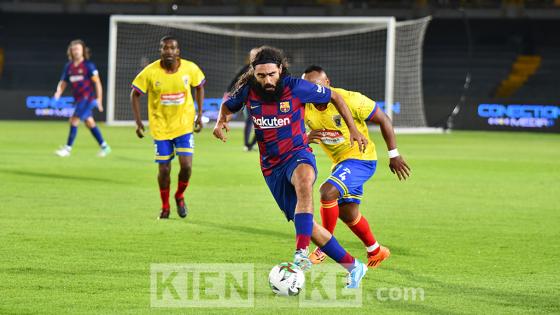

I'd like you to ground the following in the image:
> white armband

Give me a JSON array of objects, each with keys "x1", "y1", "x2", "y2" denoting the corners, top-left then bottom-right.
[{"x1": 388, "y1": 148, "x2": 400, "y2": 158}]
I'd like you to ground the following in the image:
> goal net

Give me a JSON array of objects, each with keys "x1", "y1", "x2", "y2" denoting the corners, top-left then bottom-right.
[{"x1": 107, "y1": 16, "x2": 431, "y2": 129}]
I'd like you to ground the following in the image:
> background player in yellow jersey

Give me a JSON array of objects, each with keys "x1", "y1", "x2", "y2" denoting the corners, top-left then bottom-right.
[
  {"x1": 302, "y1": 65, "x2": 410, "y2": 268},
  {"x1": 130, "y1": 35, "x2": 205, "y2": 219}
]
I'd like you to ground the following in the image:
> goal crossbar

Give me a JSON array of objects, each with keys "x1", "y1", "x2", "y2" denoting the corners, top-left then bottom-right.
[{"x1": 106, "y1": 15, "x2": 397, "y2": 126}]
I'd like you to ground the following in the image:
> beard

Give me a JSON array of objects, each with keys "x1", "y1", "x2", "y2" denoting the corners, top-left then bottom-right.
[
  {"x1": 161, "y1": 56, "x2": 178, "y2": 68},
  {"x1": 249, "y1": 76, "x2": 285, "y2": 102}
]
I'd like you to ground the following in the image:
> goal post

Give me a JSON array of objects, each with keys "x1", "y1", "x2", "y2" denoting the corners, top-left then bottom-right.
[{"x1": 107, "y1": 15, "x2": 432, "y2": 130}]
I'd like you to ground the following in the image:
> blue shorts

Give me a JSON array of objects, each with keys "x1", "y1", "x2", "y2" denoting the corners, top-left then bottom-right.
[
  {"x1": 325, "y1": 159, "x2": 377, "y2": 204},
  {"x1": 154, "y1": 133, "x2": 194, "y2": 163},
  {"x1": 264, "y1": 149, "x2": 317, "y2": 221},
  {"x1": 73, "y1": 99, "x2": 97, "y2": 120}
]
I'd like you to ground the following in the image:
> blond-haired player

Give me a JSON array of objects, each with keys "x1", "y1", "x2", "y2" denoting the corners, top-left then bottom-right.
[{"x1": 54, "y1": 39, "x2": 111, "y2": 157}]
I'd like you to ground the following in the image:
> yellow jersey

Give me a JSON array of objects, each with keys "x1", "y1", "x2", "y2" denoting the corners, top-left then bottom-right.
[
  {"x1": 132, "y1": 59, "x2": 205, "y2": 140},
  {"x1": 305, "y1": 87, "x2": 378, "y2": 166}
]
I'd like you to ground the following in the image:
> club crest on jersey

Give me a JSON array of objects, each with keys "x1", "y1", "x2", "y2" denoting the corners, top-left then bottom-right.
[
  {"x1": 333, "y1": 115, "x2": 342, "y2": 127},
  {"x1": 182, "y1": 75, "x2": 189, "y2": 88},
  {"x1": 279, "y1": 101, "x2": 291, "y2": 113}
]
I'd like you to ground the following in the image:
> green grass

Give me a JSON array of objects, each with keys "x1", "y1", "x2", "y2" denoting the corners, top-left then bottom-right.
[{"x1": 0, "y1": 121, "x2": 559, "y2": 314}]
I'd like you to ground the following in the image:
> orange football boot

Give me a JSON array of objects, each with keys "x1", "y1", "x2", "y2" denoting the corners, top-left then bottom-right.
[
  {"x1": 367, "y1": 246, "x2": 390, "y2": 268},
  {"x1": 309, "y1": 247, "x2": 327, "y2": 265}
]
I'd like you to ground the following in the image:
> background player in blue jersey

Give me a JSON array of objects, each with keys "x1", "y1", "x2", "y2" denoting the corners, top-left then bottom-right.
[
  {"x1": 213, "y1": 46, "x2": 370, "y2": 288},
  {"x1": 54, "y1": 39, "x2": 111, "y2": 157}
]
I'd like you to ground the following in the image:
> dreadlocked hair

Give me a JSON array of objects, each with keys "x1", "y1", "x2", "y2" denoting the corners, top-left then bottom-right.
[{"x1": 230, "y1": 46, "x2": 290, "y2": 96}]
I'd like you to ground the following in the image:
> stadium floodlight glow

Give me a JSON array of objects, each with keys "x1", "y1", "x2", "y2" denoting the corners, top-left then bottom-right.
[{"x1": 107, "y1": 15, "x2": 434, "y2": 132}]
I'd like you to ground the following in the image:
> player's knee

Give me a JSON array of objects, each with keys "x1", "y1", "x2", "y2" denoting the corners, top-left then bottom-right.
[
  {"x1": 179, "y1": 158, "x2": 192, "y2": 172},
  {"x1": 338, "y1": 210, "x2": 354, "y2": 223},
  {"x1": 320, "y1": 182, "x2": 339, "y2": 200},
  {"x1": 70, "y1": 117, "x2": 80, "y2": 126},
  {"x1": 181, "y1": 160, "x2": 192, "y2": 170},
  {"x1": 294, "y1": 178, "x2": 314, "y2": 196},
  {"x1": 292, "y1": 165, "x2": 315, "y2": 189},
  {"x1": 158, "y1": 163, "x2": 171, "y2": 175},
  {"x1": 338, "y1": 204, "x2": 360, "y2": 224},
  {"x1": 179, "y1": 165, "x2": 192, "y2": 177},
  {"x1": 300, "y1": 175, "x2": 314, "y2": 188},
  {"x1": 85, "y1": 119, "x2": 96, "y2": 129}
]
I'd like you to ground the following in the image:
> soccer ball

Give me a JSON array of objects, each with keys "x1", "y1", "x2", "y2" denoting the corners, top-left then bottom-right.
[{"x1": 268, "y1": 262, "x2": 305, "y2": 296}]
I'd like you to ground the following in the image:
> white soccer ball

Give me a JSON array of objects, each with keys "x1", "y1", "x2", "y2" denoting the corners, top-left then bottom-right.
[{"x1": 268, "y1": 262, "x2": 305, "y2": 296}]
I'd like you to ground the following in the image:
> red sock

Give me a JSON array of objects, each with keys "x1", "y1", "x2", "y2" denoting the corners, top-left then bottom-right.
[
  {"x1": 339, "y1": 253, "x2": 356, "y2": 271},
  {"x1": 160, "y1": 188, "x2": 170, "y2": 210},
  {"x1": 320, "y1": 199, "x2": 339, "y2": 234},
  {"x1": 346, "y1": 213, "x2": 379, "y2": 256},
  {"x1": 175, "y1": 181, "x2": 189, "y2": 199}
]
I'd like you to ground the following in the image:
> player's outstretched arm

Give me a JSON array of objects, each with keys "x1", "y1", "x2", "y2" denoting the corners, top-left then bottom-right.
[
  {"x1": 130, "y1": 89, "x2": 145, "y2": 138},
  {"x1": 194, "y1": 85, "x2": 205, "y2": 133},
  {"x1": 370, "y1": 109, "x2": 411, "y2": 180},
  {"x1": 213, "y1": 104, "x2": 233, "y2": 142},
  {"x1": 330, "y1": 90, "x2": 368, "y2": 153}
]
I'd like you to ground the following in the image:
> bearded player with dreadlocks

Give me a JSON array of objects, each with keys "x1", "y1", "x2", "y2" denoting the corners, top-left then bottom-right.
[{"x1": 213, "y1": 46, "x2": 370, "y2": 288}]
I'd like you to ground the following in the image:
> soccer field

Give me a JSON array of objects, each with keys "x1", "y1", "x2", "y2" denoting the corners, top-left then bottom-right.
[{"x1": 1, "y1": 121, "x2": 559, "y2": 314}]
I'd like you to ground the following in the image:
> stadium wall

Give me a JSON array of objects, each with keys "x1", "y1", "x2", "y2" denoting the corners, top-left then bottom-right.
[
  {"x1": 0, "y1": 13, "x2": 108, "y2": 121},
  {"x1": 0, "y1": 12, "x2": 558, "y2": 132}
]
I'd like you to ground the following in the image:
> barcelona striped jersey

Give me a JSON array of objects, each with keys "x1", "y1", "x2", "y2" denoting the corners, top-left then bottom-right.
[
  {"x1": 224, "y1": 76, "x2": 331, "y2": 176},
  {"x1": 60, "y1": 60, "x2": 99, "y2": 103}
]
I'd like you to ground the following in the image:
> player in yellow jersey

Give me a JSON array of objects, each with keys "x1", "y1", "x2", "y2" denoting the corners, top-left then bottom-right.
[
  {"x1": 302, "y1": 65, "x2": 410, "y2": 268},
  {"x1": 131, "y1": 35, "x2": 206, "y2": 219}
]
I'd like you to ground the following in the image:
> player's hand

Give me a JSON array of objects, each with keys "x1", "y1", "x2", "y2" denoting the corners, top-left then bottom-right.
[
  {"x1": 194, "y1": 116, "x2": 203, "y2": 133},
  {"x1": 307, "y1": 130, "x2": 322, "y2": 144},
  {"x1": 213, "y1": 120, "x2": 230, "y2": 142},
  {"x1": 53, "y1": 92, "x2": 61, "y2": 100},
  {"x1": 349, "y1": 128, "x2": 368, "y2": 153},
  {"x1": 135, "y1": 122, "x2": 145, "y2": 139},
  {"x1": 97, "y1": 99, "x2": 104, "y2": 113},
  {"x1": 389, "y1": 156, "x2": 411, "y2": 181}
]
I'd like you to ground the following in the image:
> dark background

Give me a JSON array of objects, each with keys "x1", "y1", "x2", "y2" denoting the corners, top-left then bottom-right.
[{"x1": 1, "y1": 1, "x2": 559, "y2": 132}]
